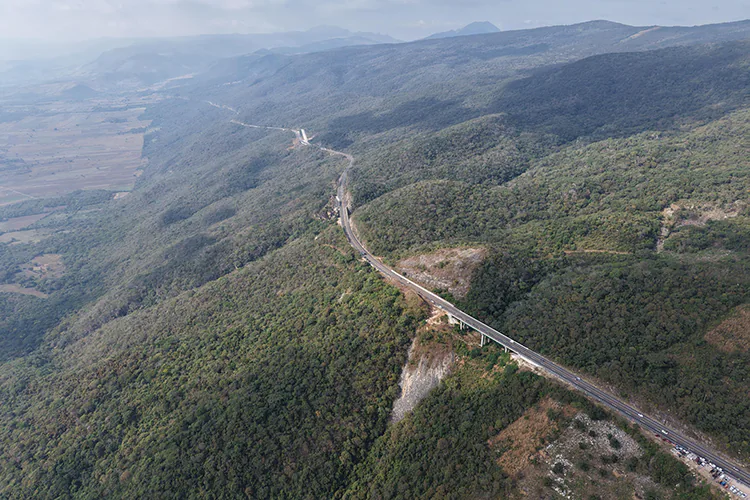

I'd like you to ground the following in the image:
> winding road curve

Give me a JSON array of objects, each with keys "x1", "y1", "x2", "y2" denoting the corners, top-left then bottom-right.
[
  {"x1": 328, "y1": 143, "x2": 750, "y2": 490},
  {"x1": 223, "y1": 108, "x2": 750, "y2": 488}
]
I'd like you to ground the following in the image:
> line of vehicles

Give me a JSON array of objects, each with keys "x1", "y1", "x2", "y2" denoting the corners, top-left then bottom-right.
[{"x1": 669, "y1": 443, "x2": 747, "y2": 497}]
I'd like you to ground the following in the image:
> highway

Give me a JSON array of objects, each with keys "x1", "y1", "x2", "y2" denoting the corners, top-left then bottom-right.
[
  {"x1": 219, "y1": 106, "x2": 750, "y2": 488},
  {"x1": 326, "y1": 144, "x2": 750, "y2": 489}
]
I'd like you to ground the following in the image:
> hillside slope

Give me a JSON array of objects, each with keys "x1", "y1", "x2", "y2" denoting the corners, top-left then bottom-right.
[
  {"x1": 353, "y1": 91, "x2": 750, "y2": 459},
  {"x1": 0, "y1": 230, "x2": 421, "y2": 498},
  {"x1": 189, "y1": 20, "x2": 750, "y2": 149},
  {"x1": 0, "y1": 20, "x2": 748, "y2": 498}
]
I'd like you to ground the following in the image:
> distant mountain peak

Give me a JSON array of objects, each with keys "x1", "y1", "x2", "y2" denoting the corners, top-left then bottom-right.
[
  {"x1": 426, "y1": 21, "x2": 500, "y2": 40},
  {"x1": 462, "y1": 21, "x2": 501, "y2": 34}
]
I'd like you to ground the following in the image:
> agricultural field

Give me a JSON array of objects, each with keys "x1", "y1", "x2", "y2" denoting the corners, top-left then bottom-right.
[
  {"x1": 0, "y1": 229, "x2": 49, "y2": 245},
  {"x1": 0, "y1": 284, "x2": 48, "y2": 299},
  {"x1": 0, "y1": 212, "x2": 50, "y2": 231},
  {"x1": 0, "y1": 97, "x2": 153, "y2": 206}
]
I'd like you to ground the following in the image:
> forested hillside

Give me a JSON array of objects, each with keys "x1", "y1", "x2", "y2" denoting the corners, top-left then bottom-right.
[
  {"x1": 347, "y1": 354, "x2": 717, "y2": 499},
  {"x1": 352, "y1": 63, "x2": 750, "y2": 458},
  {"x1": 0, "y1": 229, "x2": 421, "y2": 497},
  {"x1": 355, "y1": 108, "x2": 750, "y2": 256},
  {"x1": 0, "y1": 18, "x2": 748, "y2": 498},
  {"x1": 0, "y1": 100, "x2": 346, "y2": 362},
  {"x1": 194, "y1": 21, "x2": 750, "y2": 149}
]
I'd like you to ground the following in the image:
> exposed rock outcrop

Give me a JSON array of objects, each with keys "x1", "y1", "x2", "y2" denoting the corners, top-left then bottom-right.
[{"x1": 390, "y1": 341, "x2": 454, "y2": 423}]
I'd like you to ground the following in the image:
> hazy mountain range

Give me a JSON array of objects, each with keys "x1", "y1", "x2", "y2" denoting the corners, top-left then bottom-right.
[
  {"x1": 0, "y1": 26, "x2": 399, "y2": 88},
  {"x1": 1, "y1": 16, "x2": 750, "y2": 499},
  {"x1": 4, "y1": 19, "x2": 750, "y2": 95}
]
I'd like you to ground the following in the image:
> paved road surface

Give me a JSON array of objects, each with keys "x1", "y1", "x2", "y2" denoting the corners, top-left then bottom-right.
[
  {"x1": 219, "y1": 106, "x2": 750, "y2": 488},
  {"x1": 327, "y1": 145, "x2": 750, "y2": 489}
]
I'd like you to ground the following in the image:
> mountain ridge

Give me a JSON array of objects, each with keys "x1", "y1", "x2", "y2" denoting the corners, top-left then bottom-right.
[
  {"x1": 0, "y1": 15, "x2": 749, "y2": 499},
  {"x1": 425, "y1": 21, "x2": 501, "y2": 39}
]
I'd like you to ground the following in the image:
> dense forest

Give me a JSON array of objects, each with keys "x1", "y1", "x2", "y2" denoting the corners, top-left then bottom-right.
[
  {"x1": 0, "y1": 230, "x2": 421, "y2": 498},
  {"x1": 0, "y1": 19, "x2": 749, "y2": 498},
  {"x1": 355, "y1": 109, "x2": 749, "y2": 257},
  {"x1": 352, "y1": 88, "x2": 750, "y2": 459}
]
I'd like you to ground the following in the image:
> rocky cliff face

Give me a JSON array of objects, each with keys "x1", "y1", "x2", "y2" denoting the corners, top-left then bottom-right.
[{"x1": 390, "y1": 341, "x2": 454, "y2": 423}]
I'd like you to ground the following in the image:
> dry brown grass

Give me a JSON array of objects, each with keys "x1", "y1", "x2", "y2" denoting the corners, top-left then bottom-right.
[
  {"x1": 705, "y1": 304, "x2": 750, "y2": 353},
  {"x1": 408, "y1": 310, "x2": 461, "y2": 363},
  {"x1": 488, "y1": 397, "x2": 563, "y2": 476}
]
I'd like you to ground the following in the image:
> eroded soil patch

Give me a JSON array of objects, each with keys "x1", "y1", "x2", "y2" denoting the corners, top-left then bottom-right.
[
  {"x1": 658, "y1": 202, "x2": 744, "y2": 252},
  {"x1": 391, "y1": 309, "x2": 457, "y2": 423}
]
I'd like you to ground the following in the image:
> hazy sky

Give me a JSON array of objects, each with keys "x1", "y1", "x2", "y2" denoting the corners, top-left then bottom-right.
[{"x1": 1, "y1": 0, "x2": 748, "y2": 42}]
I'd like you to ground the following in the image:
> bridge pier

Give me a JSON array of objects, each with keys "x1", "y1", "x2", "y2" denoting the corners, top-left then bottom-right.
[
  {"x1": 479, "y1": 333, "x2": 510, "y2": 353},
  {"x1": 447, "y1": 313, "x2": 466, "y2": 331},
  {"x1": 448, "y1": 313, "x2": 512, "y2": 353}
]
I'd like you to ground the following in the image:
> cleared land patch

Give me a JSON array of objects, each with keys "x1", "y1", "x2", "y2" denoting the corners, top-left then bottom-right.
[
  {"x1": 0, "y1": 284, "x2": 48, "y2": 299},
  {"x1": 499, "y1": 407, "x2": 658, "y2": 499},
  {"x1": 658, "y1": 202, "x2": 744, "y2": 252},
  {"x1": 0, "y1": 230, "x2": 49, "y2": 245},
  {"x1": 21, "y1": 253, "x2": 65, "y2": 280},
  {"x1": 0, "y1": 212, "x2": 50, "y2": 232},
  {"x1": 397, "y1": 247, "x2": 486, "y2": 298},
  {"x1": 675, "y1": 203, "x2": 742, "y2": 228}
]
